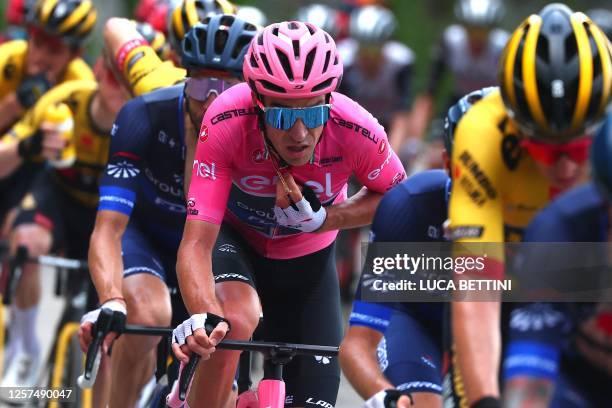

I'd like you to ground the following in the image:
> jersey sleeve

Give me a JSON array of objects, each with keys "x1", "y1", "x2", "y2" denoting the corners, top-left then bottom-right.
[
  {"x1": 62, "y1": 57, "x2": 95, "y2": 82},
  {"x1": 98, "y1": 97, "x2": 151, "y2": 216},
  {"x1": 119, "y1": 43, "x2": 186, "y2": 96},
  {"x1": 347, "y1": 110, "x2": 406, "y2": 193},
  {"x1": 448, "y1": 109, "x2": 504, "y2": 244},
  {"x1": 185, "y1": 99, "x2": 234, "y2": 224},
  {"x1": 0, "y1": 40, "x2": 26, "y2": 97}
]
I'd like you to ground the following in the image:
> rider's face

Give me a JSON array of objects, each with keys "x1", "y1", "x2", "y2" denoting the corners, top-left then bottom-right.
[
  {"x1": 261, "y1": 94, "x2": 327, "y2": 167},
  {"x1": 26, "y1": 29, "x2": 76, "y2": 82},
  {"x1": 534, "y1": 154, "x2": 589, "y2": 192}
]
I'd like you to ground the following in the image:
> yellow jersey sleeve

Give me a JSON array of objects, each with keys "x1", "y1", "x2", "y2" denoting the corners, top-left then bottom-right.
[
  {"x1": 0, "y1": 40, "x2": 27, "y2": 98},
  {"x1": 61, "y1": 57, "x2": 95, "y2": 82},
  {"x1": 448, "y1": 91, "x2": 506, "y2": 244},
  {"x1": 121, "y1": 44, "x2": 185, "y2": 97},
  {"x1": 1, "y1": 80, "x2": 98, "y2": 143}
]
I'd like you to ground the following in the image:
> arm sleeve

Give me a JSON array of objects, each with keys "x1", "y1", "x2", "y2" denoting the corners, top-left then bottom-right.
[
  {"x1": 121, "y1": 45, "x2": 186, "y2": 96},
  {"x1": 426, "y1": 38, "x2": 448, "y2": 96},
  {"x1": 349, "y1": 114, "x2": 406, "y2": 193},
  {"x1": 185, "y1": 102, "x2": 234, "y2": 225},
  {"x1": 97, "y1": 97, "x2": 151, "y2": 216},
  {"x1": 393, "y1": 63, "x2": 414, "y2": 112}
]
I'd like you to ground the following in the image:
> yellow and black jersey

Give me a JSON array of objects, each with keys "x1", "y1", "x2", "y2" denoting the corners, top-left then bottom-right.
[
  {"x1": 120, "y1": 42, "x2": 185, "y2": 96},
  {"x1": 448, "y1": 89, "x2": 554, "y2": 245},
  {"x1": 0, "y1": 40, "x2": 94, "y2": 98},
  {"x1": 2, "y1": 80, "x2": 108, "y2": 208}
]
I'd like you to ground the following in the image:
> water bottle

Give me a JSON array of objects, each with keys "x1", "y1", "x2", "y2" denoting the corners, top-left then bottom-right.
[{"x1": 43, "y1": 102, "x2": 76, "y2": 168}]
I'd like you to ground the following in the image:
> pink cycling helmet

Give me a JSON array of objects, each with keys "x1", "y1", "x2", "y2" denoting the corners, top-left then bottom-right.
[{"x1": 243, "y1": 21, "x2": 343, "y2": 99}]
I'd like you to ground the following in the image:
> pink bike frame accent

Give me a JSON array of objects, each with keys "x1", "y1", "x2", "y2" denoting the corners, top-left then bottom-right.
[{"x1": 167, "y1": 362, "x2": 287, "y2": 408}]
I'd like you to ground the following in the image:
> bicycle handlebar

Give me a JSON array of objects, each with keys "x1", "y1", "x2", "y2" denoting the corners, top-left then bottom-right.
[{"x1": 79, "y1": 322, "x2": 339, "y2": 401}]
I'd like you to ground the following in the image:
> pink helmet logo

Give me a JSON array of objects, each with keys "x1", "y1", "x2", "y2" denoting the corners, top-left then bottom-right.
[{"x1": 294, "y1": 85, "x2": 305, "y2": 89}]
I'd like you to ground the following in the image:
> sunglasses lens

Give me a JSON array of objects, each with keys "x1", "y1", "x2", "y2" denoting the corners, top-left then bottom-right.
[
  {"x1": 264, "y1": 105, "x2": 330, "y2": 131},
  {"x1": 522, "y1": 138, "x2": 592, "y2": 165}
]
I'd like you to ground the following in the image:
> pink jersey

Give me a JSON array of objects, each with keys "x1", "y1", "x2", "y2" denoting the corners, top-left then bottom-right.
[{"x1": 187, "y1": 83, "x2": 405, "y2": 259}]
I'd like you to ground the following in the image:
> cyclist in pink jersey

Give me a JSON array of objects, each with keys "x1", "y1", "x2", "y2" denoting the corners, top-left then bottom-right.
[{"x1": 172, "y1": 21, "x2": 405, "y2": 407}]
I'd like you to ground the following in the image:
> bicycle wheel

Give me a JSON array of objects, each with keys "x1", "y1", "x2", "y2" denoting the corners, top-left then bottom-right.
[{"x1": 47, "y1": 323, "x2": 87, "y2": 408}]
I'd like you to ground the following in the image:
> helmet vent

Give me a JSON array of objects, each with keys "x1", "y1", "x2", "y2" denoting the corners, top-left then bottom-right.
[
  {"x1": 312, "y1": 78, "x2": 333, "y2": 93},
  {"x1": 260, "y1": 53, "x2": 273, "y2": 75},
  {"x1": 536, "y1": 35, "x2": 549, "y2": 64},
  {"x1": 304, "y1": 48, "x2": 316, "y2": 80},
  {"x1": 257, "y1": 32, "x2": 264, "y2": 45},
  {"x1": 249, "y1": 53, "x2": 259, "y2": 68},
  {"x1": 233, "y1": 35, "x2": 253, "y2": 59},
  {"x1": 564, "y1": 33, "x2": 578, "y2": 63},
  {"x1": 324, "y1": 34, "x2": 331, "y2": 44},
  {"x1": 197, "y1": 28, "x2": 208, "y2": 54},
  {"x1": 305, "y1": 23, "x2": 316, "y2": 35},
  {"x1": 214, "y1": 28, "x2": 228, "y2": 54},
  {"x1": 272, "y1": 26, "x2": 279, "y2": 37},
  {"x1": 220, "y1": 15, "x2": 234, "y2": 26},
  {"x1": 288, "y1": 21, "x2": 299, "y2": 30},
  {"x1": 261, "y1": 80, "x2": 286, "y2": 93},
  {"x1": 322, "y1": 50, "x2": 331, "y2": 73},
  {"x1": 292, "y1": 40, "x2": 300, "y2": 58},
  {"x1": 276, "y1": 49, "x2": 293, "y2": 80}
]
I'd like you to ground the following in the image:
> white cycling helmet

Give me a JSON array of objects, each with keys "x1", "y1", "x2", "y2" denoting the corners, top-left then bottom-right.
[
  {"x1": 296, "y1": 3, "x2": 340, "y2": 38},
  {"x1": 349, "y1": 5, "x2": 397, "y2": 44},
  {"x1": 236, "y1": 5, "x2": 267, "y2": 27},
  {"x1": 454, "y1": 0, "x2": 505, "y2": 27}
]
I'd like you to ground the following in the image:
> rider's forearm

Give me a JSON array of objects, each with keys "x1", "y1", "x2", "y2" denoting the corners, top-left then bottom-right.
[
  {"x1": 340, "y1": 327, "x2": 392, "y2": 399},
  {"x1": 176, "y1": 238, "x2": 222, "y2": 315},
  {"x1": 318, "y1": 187, "x2": 383, "y2": 233},
  {"x1": 503, "y1": 378, "x2": 554, "y2": 408},
  {"x1": 103, "y1": 17, "x2": 143, "y2": 58},
  {"x1": 0, "y1": 93, "x2": 24, "y2": 132},
  {"x1": 88, "y1": 217, "x2": 126, "y2": 304},
  {"x1": 0, "y1": 140, "x2": 22, "y2": 178},
  {"x1": 452, "y1": 301, "x2": 501, "y2": 403},
  {"x1": 388, "y1": 111, "x2": 412, "y2": 153}
]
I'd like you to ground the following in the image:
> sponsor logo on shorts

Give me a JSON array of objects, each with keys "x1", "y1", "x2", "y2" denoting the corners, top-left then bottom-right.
[
  {"x1": 218, "y1": 244, "x2": 237, "y2": 253},
  {"x1": 314, "y1": 355, "x2": 331, "y2": 365},
  {"x1": 305, "y1": 398, "x2": 333, "y2": 408},
  {"x1": 107, "y1": 161, "x2": 140, "y2": 179},
  {"x1": 214, "y1": 273, "x2": 249, "y2": 282}
]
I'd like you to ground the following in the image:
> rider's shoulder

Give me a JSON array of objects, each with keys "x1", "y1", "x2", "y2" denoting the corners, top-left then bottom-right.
[
  {"x1": 140, "y1": 83, "x2": 185, "y2": 104},
  {"x1": 329, "y1": 92, "x2": 383, "y2": 133},
  {"x1": 541, "y1": 183, "x2": 605, "y2": 220}
]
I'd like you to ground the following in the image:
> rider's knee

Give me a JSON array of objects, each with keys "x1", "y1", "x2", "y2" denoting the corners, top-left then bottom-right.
[
  {"x1": 11, "y1": 223, "x2": 52, "y2": 258},
  {"x1": 221, "y1": 301, "x2": 260, "y2": 341},
  {"x1": 124, "y1": 279, "x2": 172, "y2": 327}
]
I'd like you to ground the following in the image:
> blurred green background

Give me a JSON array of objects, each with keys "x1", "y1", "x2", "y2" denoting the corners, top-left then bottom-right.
[{"x1": 1, "y1": 0, "x2": 609, "y2": 116}]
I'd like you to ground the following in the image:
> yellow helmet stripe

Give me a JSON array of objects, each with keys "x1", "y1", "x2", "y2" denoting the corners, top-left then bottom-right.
[
  {"x1": 76, "y1": 7, "x2": 97, "y2": 35},
  {"x1": 589, "y1": 23, "x2": 612, "y2": 116},
  {"x1": 185, "y1": 0, "x2": 199, "y2": 28},
  {"x1": 501, "y1": 19, "x2": 526, "y2": 112},
  {"x1": 569, "y1": 13, "x2": 594, "y2": 133},
  {"x1": 522, "y1": 15, "x2": 549, "y2": 134},
  {"x1": 58, "y1": 0, "x2": 92, "y2": 33},
  {"x1": 217, "y1": 0, "x2": 237, "y2": 14},
  {"x1": 172, "y1": 5, "x2": 186, "y2": 39},
  {"x1": 40, "y1": 0, "x2": 59, "y2": 24}
]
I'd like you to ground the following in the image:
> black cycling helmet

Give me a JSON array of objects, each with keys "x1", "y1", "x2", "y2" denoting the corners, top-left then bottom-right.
[
  {"x1": 455, "y1": 0, "x2": 505, "y2": 27},
  {"x1": 181, "y1": 14, "x2": 258, "y2": 79},
  {"x1": 31, "y1": 0, "x2": 97, "y2": 47},
  {"x1": 587, "y1": 8, "x2": 612, "y2": 40},
  {"x1": 591, "y1": 114, "x2": 612, "y2": 199},
  {"x1": 444, "y1": 87, "x2": 497, "y2": 157},
  {"x1": 500, "y1": 3, "x2": 612, "y2": 143}
]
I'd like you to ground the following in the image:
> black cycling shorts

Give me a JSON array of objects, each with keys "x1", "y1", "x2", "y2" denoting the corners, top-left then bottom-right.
[
  {"x1": 212, "y1": 223, "x2": 343, "y2": 408},
  {"x1": 12, "y1": 170, "x2": 96, "y2": 259}
]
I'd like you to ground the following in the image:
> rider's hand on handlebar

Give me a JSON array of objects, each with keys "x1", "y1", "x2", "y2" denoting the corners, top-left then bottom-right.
[
  {"x1": 78, "y1": 299, "x2": 127, "y2": 354},
  {"x1": 364, "y1": 389, "x2": 413, "y2": 408},
  {"x1": 171, "y1": 313, "x2": 231, "y2": 363}
]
